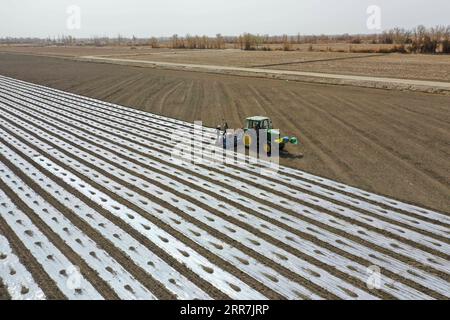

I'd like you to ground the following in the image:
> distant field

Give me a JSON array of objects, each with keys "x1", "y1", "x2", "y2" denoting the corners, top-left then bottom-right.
[
  {"x1": 0, "y1": 43, "x2": 401, "y2": 56},
  {"x1": 109, "y1": 50, "x2": 377, "y2": 67},
  {"x1": 260, "y1": 43, "x2": 402, "y2": 53},
  {"x1": 0, "y1": 45, "x2": 172, "y2": 57},
  {"x1": 1, "y1": 45, "x2": 450, "y2": 82},
  {"x1": 108, "y1": 50, "x2": 450, "y2": 82},
  {"x1": 263, "y1": 53, "x2": 450, "y2": 82}
]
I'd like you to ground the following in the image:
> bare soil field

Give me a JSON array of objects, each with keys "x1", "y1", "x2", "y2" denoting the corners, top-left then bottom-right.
[
  {"x1": 0, "y1": 43, "x2": 398, "y2": 57},
  {"x1": 0, "y1": 53, "x2": 449, "y2": 215},
  {"x1": 264, "y1": 53, "x2": 450, "y2": 82},
  {"x1": 100, "y1": 49, "x2": 450, "y2": 82},
  {"x1": 2, "y1": 45, "x2": 450, "y2": 83},
  {"x1": 107, "y1": 50, "x2": 378, "y2": 68},
  {"x1": 0, "y1": 45, "x2": 172, "y2": 57},
  {"x1": 291, "y1": 43, "x2": 402, "y2": 52}
]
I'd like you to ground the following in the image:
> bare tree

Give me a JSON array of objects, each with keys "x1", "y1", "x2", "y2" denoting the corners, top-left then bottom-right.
[
  {"x1": 171, "y1": 34, "x2": 185, "y2": 48},
  {"x1": 242, "y1": 33, "x2": 256, "y2": 50},
  {"x1": 282, "y1": 34, "x2": 292, "y2": 51},
  {"x1": 215, "y1": 34, "x2": 225, "y2": 49},
  {"x1": 149, "y1": 37, "x2": 159, "y2": 48}
]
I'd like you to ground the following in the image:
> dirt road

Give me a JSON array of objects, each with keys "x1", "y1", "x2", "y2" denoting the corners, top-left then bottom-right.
[
  {"x1": 0, "y1": 53, "x2": 448, "y2": 214},
  {"x1": 80, "y1": 55, "x2": 450, "y2": 93}
]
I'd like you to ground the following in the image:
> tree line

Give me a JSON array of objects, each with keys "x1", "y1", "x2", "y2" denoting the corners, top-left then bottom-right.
[
  {"x1": 1, "y1": 25, "x2": 449, "y2": 54},
  {"x1": 377, "y1": 25, "x2": 450, "y2": 53}
]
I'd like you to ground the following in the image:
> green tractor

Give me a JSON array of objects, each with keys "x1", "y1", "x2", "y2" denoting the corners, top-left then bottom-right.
[{"x1": 243, "y1": 116, "x2": 298, "y2": 154}]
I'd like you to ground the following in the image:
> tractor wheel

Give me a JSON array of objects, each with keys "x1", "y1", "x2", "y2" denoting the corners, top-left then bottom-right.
[
  {"x1": 263, "y1": 143, "x2": 271, "y2": 155},
  {"x1": 243, "y1": 134, "x2": 252, "y2": 148}
]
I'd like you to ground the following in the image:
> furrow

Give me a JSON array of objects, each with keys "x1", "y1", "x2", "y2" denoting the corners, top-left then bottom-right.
[
  {"x1": 1, "y1": 75, "x2": 448, "y2": 300},
  {"x1": 1, "y1": 81, "x2": 447, "y2": 238},
  {"x1": 0, "y1": 145, "x2": 210, "y2": 300},
  {"x1": 4, "y1": 75, "x2": 447, "y2": 224},
  {"x1": 0, "y1": 234, "x2": 45, "y2": 300},
  {"x1": 0, "y1": 189, "x2": 102, "y2": 299},
  {"x1": 0, "y1": 132, "x2": 271, "y2": 300},
  {"x1": 0, "y1": 90, "x2": 448, "y2": 259},
  {"x1": 3, "y1": 75, "x2": 445, "y2": 221},
  {"x1": 0, "y1": 162, "x2": 157, "y2": 300},
  {"x1": 0, "y1": 112, "x2": 376, "y2": 299},
  {"x1": 1, "y1": 98, "x2": 447, "y2": 298}
]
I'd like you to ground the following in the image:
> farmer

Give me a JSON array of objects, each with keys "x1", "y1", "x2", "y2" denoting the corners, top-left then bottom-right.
[{"x1": 222, "y1": 119, "x2": 229, "y2": 132}]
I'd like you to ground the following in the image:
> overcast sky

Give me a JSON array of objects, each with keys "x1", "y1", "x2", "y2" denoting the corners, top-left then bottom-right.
[{"x1": 1, "y1": 0, "x2": 449, "y2": 38}]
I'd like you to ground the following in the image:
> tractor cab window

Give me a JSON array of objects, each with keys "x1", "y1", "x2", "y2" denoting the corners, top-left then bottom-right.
[
  {"x1": 247, "y1": 120, "x2": 258, "y2": 129},
  {"x1": 246, "y1": 118, "x2": 271, "y2": 130}
]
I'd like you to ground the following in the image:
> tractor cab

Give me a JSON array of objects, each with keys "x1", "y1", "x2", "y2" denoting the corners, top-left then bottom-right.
[
  {"x1": 245, "y1": 116, "x2": 273, "y2": 131},
  {"x1": 243, "y1": 116, "x2": 298, "y2": 154}
]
